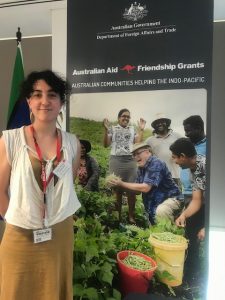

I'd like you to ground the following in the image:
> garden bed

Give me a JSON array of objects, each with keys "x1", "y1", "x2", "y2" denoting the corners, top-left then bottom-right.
[{"x1": 71, "y1": 118, "x2": 206, "y2": 300}]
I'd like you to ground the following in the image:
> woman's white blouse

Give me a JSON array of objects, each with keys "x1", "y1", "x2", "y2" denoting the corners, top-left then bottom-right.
[
  {"x1": 3, "y1": 126, "x2": 81, "y2": 229},
  {"x1": 108, "y1": 124, "x2": 137, "y2": 156}
]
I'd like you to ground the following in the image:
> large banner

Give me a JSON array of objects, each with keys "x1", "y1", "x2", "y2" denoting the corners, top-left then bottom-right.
[
  {"x1": 67, "y1": 0, "x2": 212, "y2": 93},
  {"x1": 68, "y1": 0, "x2": 213, "y2": 298}
]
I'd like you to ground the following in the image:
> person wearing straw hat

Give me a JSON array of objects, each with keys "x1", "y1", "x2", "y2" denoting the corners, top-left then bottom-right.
[
  {"x1": 108, "y1": 141, "x2": 183, "y2": 225},
  {"x1": 77, "y1": 139, "x2": 100, "y2": 191},
  {"x1": 145, "y1": 113, "x2": 182, "y2": 188}
]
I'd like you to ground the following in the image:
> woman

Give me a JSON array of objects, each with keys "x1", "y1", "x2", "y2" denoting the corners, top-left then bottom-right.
[
  {"x1": 103, "y1": 109, "x2": 146, "y2": 224},
  {"x1": 0, "y1": 70, "x2": 81, "y2": 300},
  {"x1": 77, "y1": 139, "x2": 100, "y2": 191}
]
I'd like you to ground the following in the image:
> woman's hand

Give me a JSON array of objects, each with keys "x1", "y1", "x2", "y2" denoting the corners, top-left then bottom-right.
[
  {"x1": 137, "y1": 118, "x2": 146, "y2": 131},
  {"x1": 135, "y1": 118, "x2": 146, "y2": 142},
  {"x1": 197, "y1": 228, "x2": 205, "y2": 241},
  {"x1": 103, "y1": 118, "x2": 110, "y2": 130},
  {"x1": 175, "y1": 212, "x2": 186, "y2": 227},
  {"x1": 103, "y1": 119, "x2": 112, "y2": 147}
]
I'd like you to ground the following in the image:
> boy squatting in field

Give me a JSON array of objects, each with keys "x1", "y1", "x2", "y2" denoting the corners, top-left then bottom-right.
[{"x1": 170, "y1": 138, "x2": 206, "y2": 240}]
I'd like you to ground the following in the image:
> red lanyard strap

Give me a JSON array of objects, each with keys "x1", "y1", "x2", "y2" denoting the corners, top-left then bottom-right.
[{"x1": 30, "y1": 125, "x2": 61, "y2": 195}]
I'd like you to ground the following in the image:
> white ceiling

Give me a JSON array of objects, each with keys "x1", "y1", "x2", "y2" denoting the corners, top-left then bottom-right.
[
  {"x1": 214, "y1": 0, "x2": 225, "y2": 21},
  {"x1": 0, "y1": 0, "x2": 224, "y2": 40},
  {"x1": 0, "y1": 0, "x2": 66, "y2": 40}
]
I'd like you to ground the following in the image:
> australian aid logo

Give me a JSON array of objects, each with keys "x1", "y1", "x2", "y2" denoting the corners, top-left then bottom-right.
[
  {"x1": 72, "y1": 65, "x2": 136, "y2": 76},
  {"x1": 72, "y1": 62, "x2": 205, "y2": 78}
]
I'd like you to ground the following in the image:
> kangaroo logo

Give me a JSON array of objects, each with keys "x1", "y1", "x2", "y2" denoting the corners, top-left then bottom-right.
[
  {"x1": 120, "y1": 64, "x2": 136, "y2": 74},
  {"x1": 123, "y1": 2, "x2": 148, "y2": 21}
]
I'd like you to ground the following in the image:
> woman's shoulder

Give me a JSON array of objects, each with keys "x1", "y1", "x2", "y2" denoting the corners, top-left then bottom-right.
[
  {"x1": 61, "y1": 129, "x2": 77, "y2": 141},
  {"x1": 2, "y1": 126, "x2": 22, "y2": 136},
  {"x1": 2, "y1": 126, "x2": 24, "y2": 145},
  {"x1": 61, "y1": 130, "x2": 79, "y2": 155},
  {"x1": 1, "y1": 126, "x2": 25, "y2": 163}
]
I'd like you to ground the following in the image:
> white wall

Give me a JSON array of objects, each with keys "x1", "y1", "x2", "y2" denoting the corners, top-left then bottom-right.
[{"x1": 52, "y1": 7, "x2": 67, "y2": 130}]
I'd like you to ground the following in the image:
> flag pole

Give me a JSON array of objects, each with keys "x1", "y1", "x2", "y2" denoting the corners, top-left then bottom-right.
[
  {"x1": 6, "y1": 27, "x2": 28, "y2": 129},
  {"x1": 16, "y1": 27, "x2": 22, "y2": 45}
]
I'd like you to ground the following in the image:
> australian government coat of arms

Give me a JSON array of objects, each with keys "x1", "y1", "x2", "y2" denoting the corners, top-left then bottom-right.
[{"x1": 123, "y1": 2, "x2": 148, "y2": 21}]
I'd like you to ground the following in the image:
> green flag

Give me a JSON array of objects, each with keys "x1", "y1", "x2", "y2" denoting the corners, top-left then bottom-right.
[{"x1": 7, "y1": 43, "x2": 24, "y2": 122}]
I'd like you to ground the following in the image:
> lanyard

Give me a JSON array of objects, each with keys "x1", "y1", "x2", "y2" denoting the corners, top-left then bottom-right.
[{"x1": 30, "y1": 126, "x2": 61, "y2": 226}]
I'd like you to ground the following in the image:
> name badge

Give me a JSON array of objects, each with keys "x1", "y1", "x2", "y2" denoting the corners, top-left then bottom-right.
[
  {"x1": 33, "y1": 228, "x2": 52, "y2": 243},
  {"x1": 53, "y1": 160, "x2": 70, "y2": 179}
]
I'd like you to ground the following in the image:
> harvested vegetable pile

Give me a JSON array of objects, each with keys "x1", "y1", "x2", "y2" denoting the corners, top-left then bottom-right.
[
  {"x1": 151, "y1": 232, "x2": 183, "y2": 243},
  {"x1": 123, "y1": 254, "x2": 154, "y2": 271},
  {"x1": 105, "y1": 173, "x2": 121, "y2": 187}
]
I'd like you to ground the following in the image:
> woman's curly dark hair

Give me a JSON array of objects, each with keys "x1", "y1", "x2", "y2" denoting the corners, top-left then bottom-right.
[{"x1": 19, "y1": 70, "x2": 71, "y2": 104}]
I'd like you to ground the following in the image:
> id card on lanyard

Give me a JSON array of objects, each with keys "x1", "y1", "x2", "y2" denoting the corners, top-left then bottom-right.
[{"x1": 30, "y1": 126, "x2": 61, "y2": 243}]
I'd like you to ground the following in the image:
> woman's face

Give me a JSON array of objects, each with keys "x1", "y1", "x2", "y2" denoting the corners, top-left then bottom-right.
[
  {"x1": 27, "y1": 80, "x2": 62, "y2": 123},
  {"x1": 118, "y1": 111, "x2": 130, "y2": 128},
  {"x1": 80, "y1": 144, "x2": 87, "y2": 158}
]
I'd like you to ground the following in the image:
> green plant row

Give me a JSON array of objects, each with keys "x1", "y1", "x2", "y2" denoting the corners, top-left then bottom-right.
[
  {"x1": 70, "y1": 117, "x2": 203, "y2": 300},
  {"x1": 73, "y1": 188, "x2": 187, "y2": 300}
]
